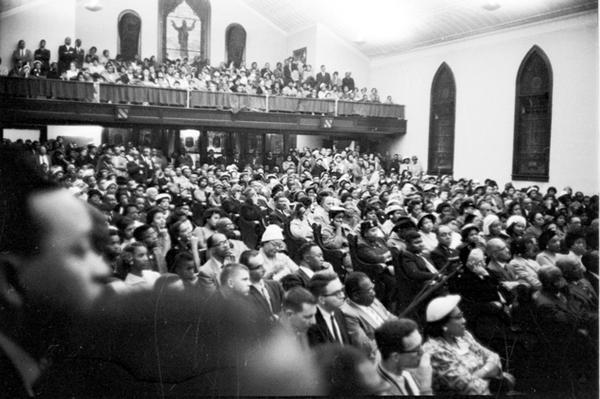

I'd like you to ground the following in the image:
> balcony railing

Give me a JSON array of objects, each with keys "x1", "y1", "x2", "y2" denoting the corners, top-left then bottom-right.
[{"x1": 0, "y1": 77, "x2": 405, "y2": 119}]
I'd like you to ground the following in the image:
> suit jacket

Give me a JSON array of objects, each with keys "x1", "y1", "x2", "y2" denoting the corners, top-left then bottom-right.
[
  {"x1": 340, "y1": 299, "x2": 396, "y2": 359},
  {"x1": 429, "y1": 244, "x2": 458, "y2": 271},
  {"x1": 12, "y1": 49, "x2": 32, "y2": 66},
  {"x1": 316, "y1": 72, "x2": 331, "y2": 87},
  {"x1": 307, "y1": 308, "x2": 350, "y2": 347},
  {"x1": 486, "y1": 260, "x2": 517, "y2": 283},
  {"x1": 58, "y1": 45, "x2": 75, "y2": 72},
  {"x1": 395, "y1": 250, "x2": 438, "y2": 308},
  {"x1": 280, "y1": 267, "x2": 312, "y2": 291},
  {"x1": 248, "y1": 280, "x2": 285, "y2": 325}
]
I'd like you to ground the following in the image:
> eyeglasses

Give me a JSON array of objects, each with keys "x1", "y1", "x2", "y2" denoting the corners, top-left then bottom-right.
[
  {"x1": 323, "y1": 289, "x2": 345, "y2": 298},
  {"x1": 449, "y1": 312, "x2": 464, "y2": 320},
  {"x1": 400, "y1": 345, "x2": 423, "y2": 355}
]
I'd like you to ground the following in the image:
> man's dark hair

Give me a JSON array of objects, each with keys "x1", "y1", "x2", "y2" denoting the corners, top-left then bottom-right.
[
  {"x1": 297, "y1": 242, "x2": 318, "y2": 262},
  {"x1": 133, "y1": 224, "x2": 153, "y2": 242},
  {"x1": 219, "y1": 263, "x2": 248, "y2": 286},
  {"x1": 171, "y1": 251, "x2": 194, "y2": 273},
  {"x1": 283, "y1": 287, "x2": 317, "y2": 312},
  {"x1": 344, "y1": 272, "x2": 369, "y2": 299},
  {"x1": 202, "y1": 207, "x2": 222, "y2": 225},
  {"x1": 564, "y1": 229, "x2": 585, "y2": 249},
  {"x1": 375, "y1": 319, "x2": 419, "y2": 360},
  {"x1": 307, "y1": 273, "x2": 337, "y2": 298},
  {"x1": 404, "y1": 230, "x2": 421, "y2": 244},
  {"x1": 316, "y1": 191, "x2": 332, "y2": 205},
  {"x1": 0, "y1": 147, "x2": 57, "y2": 257},
  {"x1": 239, "y1": 249, "x2": 259, "y2": 267}
]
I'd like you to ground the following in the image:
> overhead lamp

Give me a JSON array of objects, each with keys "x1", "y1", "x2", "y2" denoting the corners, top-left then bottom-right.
[
  {"x1": 84, "y1": 0, "x2": 103, "y2": 12},
  {"x1": 482, "y1": 1, "x2": 501, "y2": 11}
]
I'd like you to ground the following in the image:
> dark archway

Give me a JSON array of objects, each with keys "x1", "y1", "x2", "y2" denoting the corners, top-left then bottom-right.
[
  {"x1": 225, "y1": 23, "x2": 246, "y2": 68},
  {"x1": 118, "y1": 11, "x2": 141, "y2": 61},
  {"x1": 428, "y1": 62, "x2": 456, "y2": 176},
  {"x1": 512, "y1": 45, "x2": 553, "y2": 181},
  {"x1": 159, "y1": 0, "x2": 210, "y2": 64}
]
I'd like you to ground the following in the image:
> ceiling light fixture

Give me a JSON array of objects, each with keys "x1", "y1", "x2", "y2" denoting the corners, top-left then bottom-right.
[
  {"x1": 482, "y1": 1, "x2": 501, "y2": 11},
  {"x1": 84, "y1": 0, "x2": 103, "y2": 12}
]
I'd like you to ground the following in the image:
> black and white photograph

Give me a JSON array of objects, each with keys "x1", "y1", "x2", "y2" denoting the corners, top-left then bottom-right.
[{"x1": 0, "y1": 0, "x2": 598, "y2": 397}]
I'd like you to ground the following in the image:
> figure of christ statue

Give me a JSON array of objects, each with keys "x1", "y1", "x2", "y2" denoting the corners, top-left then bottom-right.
[{"x1": 171, "y1": 19, "x2": 197, "y2": 58}]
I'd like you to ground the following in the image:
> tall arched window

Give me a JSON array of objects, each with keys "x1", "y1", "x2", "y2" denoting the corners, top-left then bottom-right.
[
  {"x1": 118, "y1": 11, "x2": 141, "y2": 61},
  {"x1": 159, "y1": 0, "x2": 210, "y2": 63},
  {"x1": 428, "y1": 62, "x2": 456, "y2": 176},
  {"x1": 225, "y1": 23, "x2": 246, "y2": 68},
  {"x1": 513, "y1": 46, "x2": 553, "y2": 181}
]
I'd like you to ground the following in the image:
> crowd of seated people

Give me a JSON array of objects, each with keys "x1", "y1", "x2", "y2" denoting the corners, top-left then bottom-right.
[
  {"x1": 0, "y1": 135, "x2": 597, "y2": 396},
  {"x1": 2, "y1": 38, "x2": 394, "y2": 104}
]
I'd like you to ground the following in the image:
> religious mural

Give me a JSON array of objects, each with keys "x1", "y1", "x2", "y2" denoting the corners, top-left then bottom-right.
[{"x1": 166, "y1": 1, "x2": 201, "y2": 60}]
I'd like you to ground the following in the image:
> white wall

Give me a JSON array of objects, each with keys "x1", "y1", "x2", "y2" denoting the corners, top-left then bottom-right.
[
  {"x1": 370, "y1": 12, "x2": 598, "y2": 192},
  {"x1": 0, "y1": 0, "x2": 76, "y2": 67},
  {"x1": 314, "y1": 24, "x2": 370, "y2": 90},
  {"x1": 296, "y1": 134, "x2": 325, "y2": 149},
  {"x1": 75, "y1": 0, "x2": 158, "y2": 60},
  {"x1": 211, "y1": 0, "x2": 286, "y2": 66},
  {"x1": 286, "y1": 26, "x2": 317, "y2": 68}
]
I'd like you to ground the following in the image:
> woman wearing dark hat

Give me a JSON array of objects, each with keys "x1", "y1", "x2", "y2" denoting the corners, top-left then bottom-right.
[
  {"x1": 456, "y1": 224, "x2": 485, "y2": 267},
  {"x1": 536, "y1": 228, "x2": 563, "y2": 267},
  {"x1": 357, "y1": 220, "x2": 397, "y2": 309},
  {"x1": 321, "y1": 206, "x2": 352, "y2": 250},
  {"x1": 289, "y1": 202, "x2": 313, "y2": 241},
  {"x1": 423, "y1": 295, "x2": 514, "y2": 395},
  {"x1": 417, "y1": 213, "x2": 438, "y2": 257}
]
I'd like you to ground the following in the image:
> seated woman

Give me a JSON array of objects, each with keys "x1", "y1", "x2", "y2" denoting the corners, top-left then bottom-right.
[
  {"x1": 423, "y1": 295, "x2": 514, "y2": 395},
  {"x1": 507, "y1": 237, "x2": 542, "y2": 290},
  {"x1": 356, "y1": 220, "x2": 396, "y2": 309},
  {"x1": 321, "y1": 207, "x2": 353, "y2": 271},
  {"x1": 536, "y1": 228, "x2": 563, "y2": 266},
  {"x1": 482, "y1": 214, "x2": 509, "y2": 242},
  {"x1": 289, "y1": 202, "x2": 314, "y2": 242},
  {"x1": 453, "y1": 249, "x2": 508, "y2": 322},
  {"x1": 505, "y1": 215, "x2": 527, "y2": 245},
  {"x1": 417, "y1": 213, "x2": 438, "y2": 257},
  {"x1": 456, "y1": 223, "x2": 485, "y2": 267}
]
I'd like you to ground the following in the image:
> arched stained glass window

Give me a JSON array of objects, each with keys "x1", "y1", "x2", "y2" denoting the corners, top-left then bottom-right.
[
  {"x1": 513, "y1": 46, "x2": 553, "y2": 181},
  {"x1": 428, "y1": 62, "x2": 456, "y2": 176}
]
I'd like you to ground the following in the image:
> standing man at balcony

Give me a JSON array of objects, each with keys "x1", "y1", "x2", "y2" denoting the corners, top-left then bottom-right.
[
  {"x1": 316, "y1": 65, "x2": 331, "y2": 88},
  {"x1": 74, "y1": 39, "x2": 85, "y2": 68},
  {"x1": 342, "y1": 72, "x2": 355, "y2": 93},
  {"x1": 58, "y1": 37, "x2": 75, "y2": 74},
  {"x1": 11, "y1": 40, "x2": 32, "y2": 69},
  {"x1": 33, "y1": 39, "x2": 51, "y2": 73}
]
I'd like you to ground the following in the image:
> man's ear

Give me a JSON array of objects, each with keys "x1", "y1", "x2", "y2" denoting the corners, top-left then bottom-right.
[{"x1": 0, "y1": 254, "x2": 25, "y2": 309}]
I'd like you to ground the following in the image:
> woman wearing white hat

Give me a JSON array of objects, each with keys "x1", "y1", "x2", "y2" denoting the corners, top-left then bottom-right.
[{"x1": 422, "y1": 295, "x2": 514, "y2": 395}]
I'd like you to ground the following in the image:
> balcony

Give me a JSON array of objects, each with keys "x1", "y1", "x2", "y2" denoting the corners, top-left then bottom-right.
[{"x1": 0, "y1": 77, "x2": 406, "y2": 135}]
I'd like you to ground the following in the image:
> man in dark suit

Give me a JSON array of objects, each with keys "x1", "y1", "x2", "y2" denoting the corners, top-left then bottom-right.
[
  {"x1": 340, "y1": 272, "x2": 397, "y2": 359},
  {"x1": 242, "y1": 250, "x2": 285, "y2": 326},
  {"x1": 429, "y1": 224, "x2": 459, "y2": 271},
  {"x1": 33, "y1": 39, "x2": 51, "y2": 72},
  {"x1": 58, "y1": 36, "x2": 75, "y2": 74},
  {"x1": 315, "y1": 65, "x2": 331, "y2": 88},
  {"x1": 395, "y1": 231, "x2": 441, "y2": 316},
  {"x1": 281, "y1": 243, "x2": 332, "y2": 290},
  {"x1": 267, "y1": 193, "x2": 291, "y2": 227},
  {"x1": 11, "y1": 39, "x2": 32, "y2": 68},
  {"x1": 307, "y1": 273, "x2": 351, "y2": 346},
  {"x1": 485, "y1": 238, "x2": 518, "y2": 284}
]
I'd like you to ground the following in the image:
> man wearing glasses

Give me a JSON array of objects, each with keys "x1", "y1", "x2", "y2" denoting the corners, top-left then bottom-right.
[
  {"x1": 340, "y1": 272, "x2": 397, "y2": 360},
  {"x1": 375, "y1": 319, "x2": 433, "y2": 395},
  {"x1": 198, "y1": 233, "x2": 235, "y2": 286},
  {"x1": 307, "y1": 274, "x2": 350, "y2": 347}
]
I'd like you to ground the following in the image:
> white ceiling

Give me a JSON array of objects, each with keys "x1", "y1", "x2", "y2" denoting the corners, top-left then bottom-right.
[{"x1": 241, "y1": 0, "x2": 598, "y2": 57}]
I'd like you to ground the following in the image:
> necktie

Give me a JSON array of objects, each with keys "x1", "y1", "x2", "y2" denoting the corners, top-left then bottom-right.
[
  {"x1": 261, "y1": 286, "x2": 273, "y2": 313},
  {"x1": 330, "y1": 314, "x2": 341, "y2": 344}
]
